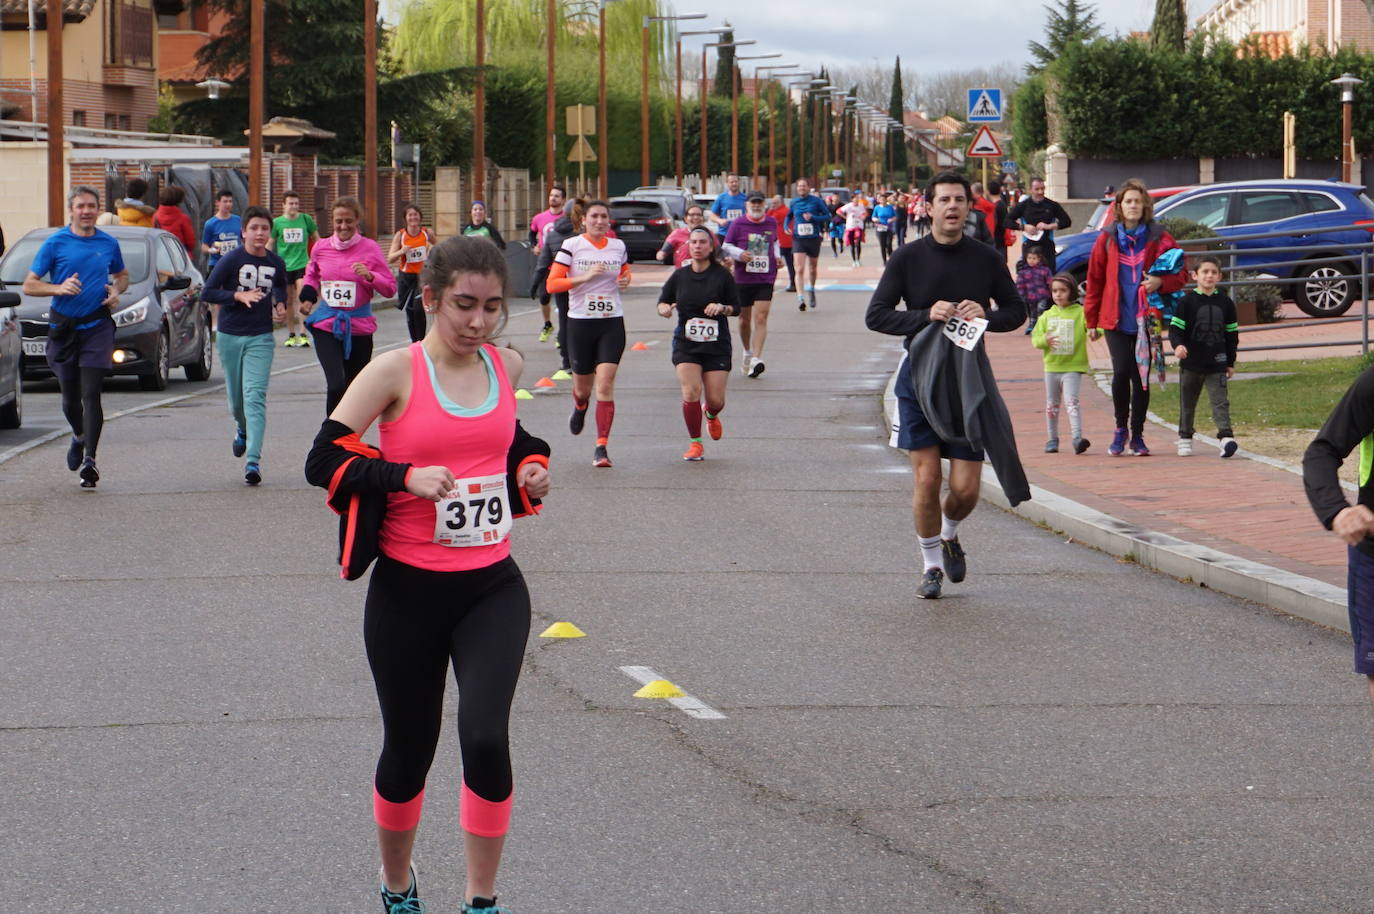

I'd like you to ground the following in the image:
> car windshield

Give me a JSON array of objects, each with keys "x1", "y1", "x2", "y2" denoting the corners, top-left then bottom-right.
[
  {"x1": 610, "y1": 202, "x2": 663, "y2": 220},
  {"x1": 0, "y1": 234, "x2": 149, "y2": 286},
  {"x1": 1087, "y1": 202, "x2": 1111, "y2": 231}
]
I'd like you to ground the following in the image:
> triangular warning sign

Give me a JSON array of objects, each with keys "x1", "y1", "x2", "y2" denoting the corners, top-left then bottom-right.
[
  {"x1": 568, "y1": 135, "x2": 597, "y2": 163},
  {"x1": 970, "y1": 90, "x2": 999, "y2": 120},
  {"x1": 966, "y1": 125, "x2": 1003, "y2": 157}
]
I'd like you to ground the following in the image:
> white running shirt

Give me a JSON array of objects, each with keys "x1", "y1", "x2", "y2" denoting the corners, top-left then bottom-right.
[{"x1": 555, "y1": 234, "x2": 629, "y2": 319}]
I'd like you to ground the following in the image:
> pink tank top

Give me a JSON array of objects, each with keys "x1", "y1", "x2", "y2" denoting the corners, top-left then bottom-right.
[{"x1": 378, "y1": 342, "x2": 516, "y2": 572}]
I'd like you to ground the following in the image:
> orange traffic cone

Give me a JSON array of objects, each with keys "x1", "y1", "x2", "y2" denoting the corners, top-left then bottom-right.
[
  {"x1": 631, "y1": 341, "x2": 650, "y2": 351},
  {"x1": 535, "y1": 376, "x2": 556, "y2": 388}
]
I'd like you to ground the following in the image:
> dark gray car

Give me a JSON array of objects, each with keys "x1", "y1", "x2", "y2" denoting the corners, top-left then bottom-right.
[
  {"x1": 0, "y1": 288, "x2": 19, "y2": 427},
  {"x1": 2, "y1": 226, "x2": 212, "y2": 391}
]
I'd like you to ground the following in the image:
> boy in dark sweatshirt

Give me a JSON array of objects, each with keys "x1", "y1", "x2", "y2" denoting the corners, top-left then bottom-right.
[{"x1": 1167, "y1": 254, "x2": 1239, "y2": 457}]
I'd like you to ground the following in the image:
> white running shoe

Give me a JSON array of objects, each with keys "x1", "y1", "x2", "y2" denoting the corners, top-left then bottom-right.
[
  {"x1": 1175, "y1": 438, "x2": 1193, "y2": 457},
  {"x1": 1219, "y1": 437, "x2": 1238, "y2": 458},
  {"x1": 748, "y1": 357, "x2": 765, "y2": 378}
]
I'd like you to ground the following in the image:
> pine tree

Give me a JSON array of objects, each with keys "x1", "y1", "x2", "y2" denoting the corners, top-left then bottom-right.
[
  {"x1": 1151, "y1": 0, "x2": 1187, "y2": 53},
  {"x1": 712, "y1": 28, "x2": 736, "y2": 98},
  {"x1": 887, "y1": 56, "x2": 908, "y2": 175},
  {"x1": 1027, "y1": 0, "x2": 1103, "y2": 74}
]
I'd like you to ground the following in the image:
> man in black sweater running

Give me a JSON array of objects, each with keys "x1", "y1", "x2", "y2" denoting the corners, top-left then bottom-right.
[
  {"x1": 866, "y1": 171, "x2": 1026, "y2": 600},
  {"x1": 1305, "y1": 365, "x2": 1374, "y2": 762}
]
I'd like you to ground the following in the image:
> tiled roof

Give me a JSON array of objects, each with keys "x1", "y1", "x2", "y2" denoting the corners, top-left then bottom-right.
[
  {"x1": 0, "y1": 0, "x2": 96, "y2": 19},
  {"x1": 1238, "y1": 31, "x2": 1291, "y2": 58}
]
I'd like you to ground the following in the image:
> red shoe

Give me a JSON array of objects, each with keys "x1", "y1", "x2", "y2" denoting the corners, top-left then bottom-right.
[
  {"x1": 704, "y1": 410, "x2": 722, "y2": 441},
  {"x1": 682, "y1": 441, "x2": 705, "y2": 461}
]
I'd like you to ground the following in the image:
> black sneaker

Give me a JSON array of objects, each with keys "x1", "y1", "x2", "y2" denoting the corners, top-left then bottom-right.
[
  {"x1": 66, "y1": 436, "x2": 84, "y2": 471},
  {"x1": 244, "y1": 462, "x2": 262, "y2": 486},
  {"x1": 941, "y1": 537, "x2": 966, "y2": 583},
  {"x1": 232, "y1": 427, "x2": 247, "y2": 458},
  {"x1": 1073, "y1": 437, "x2": 1091, "y2": 454},
  {"x1": 379, "y1": 866, "x2": 422, "y2": 914},
  {"x1": 79, "y1": 458, "x2": 99, "y2": 488},
  {"x1": 592, "y1": 444, "x2": 612, "y2": 468},
  {"x1": 917, "y1": 568, "x2": 944, "y2": 600},
  {"x1": 569, "y1": 405, "x2": 587, "y2": 436}
]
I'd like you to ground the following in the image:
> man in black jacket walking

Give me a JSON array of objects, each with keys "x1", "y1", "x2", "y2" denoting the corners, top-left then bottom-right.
[
  {"x1": 866, "y1": 171, "x2": 1027, "y2": 600},
  {"x1": 1008, "y1": 177, "x2": 1071, "y2": 272}
]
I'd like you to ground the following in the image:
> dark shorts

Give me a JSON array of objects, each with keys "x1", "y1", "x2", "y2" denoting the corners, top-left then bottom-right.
[
  {"x1": 736, "y1": 284, "x2": 774, "y2": 308},
  {"x1": 892, "y1": 355, "x2": 984, "y2": 461},
  {"x1": 1348, "y1": 547, "x2": 1374, "y2": 675},
  {"x1": 672, "y1": 345, "x2": 731, "y2": 372},
  {"x1": 567, "y1": 316, "x2": 626, "y2": 375},
  {"x1": 286, "y1": 268, "x2": 306, "y2": 284},
  {"x1": 793, "y1": 236, "x2": 822, "y2": 258},
  {"x1": 47, "y1": 315, "x2": 115, "y2": 382}
]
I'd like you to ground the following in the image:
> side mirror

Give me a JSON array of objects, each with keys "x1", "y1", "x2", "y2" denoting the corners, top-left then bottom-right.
[
  {"x1": 162, "y1": 275, "x2": 192, "y2": 291},
  {"x1": 0, "y1": 291, "x2": 18, "y2": 308}
]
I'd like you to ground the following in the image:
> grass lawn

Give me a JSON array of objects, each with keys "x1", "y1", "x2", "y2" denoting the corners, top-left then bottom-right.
[{"x1": 1148, "y1": 355, "x2": 1373, "y2": 430}]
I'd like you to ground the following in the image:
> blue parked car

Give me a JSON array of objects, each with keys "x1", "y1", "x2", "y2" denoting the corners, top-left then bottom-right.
[{"x1": 1054, "y1": 179, "x2": 1374, "y2": 317}]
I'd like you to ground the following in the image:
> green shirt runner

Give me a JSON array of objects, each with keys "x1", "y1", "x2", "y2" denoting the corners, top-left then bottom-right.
[{"x1": 271, "y1": 213, "x2": 318, "y2": 272}]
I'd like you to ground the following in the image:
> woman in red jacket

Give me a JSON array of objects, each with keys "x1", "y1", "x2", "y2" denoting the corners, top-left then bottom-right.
[
  {"x1": 153, "y1": 185, "x2": 196, "y2": 254},
  {"x1": 1083, "y1": 178, "x2": 1187, "y2": 457}
]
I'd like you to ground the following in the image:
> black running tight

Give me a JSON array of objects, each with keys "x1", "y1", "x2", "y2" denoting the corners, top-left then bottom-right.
[
  {"x1": 309, "y1": 326, "x2": 374, "y2": 415},
  {"x1": 878, "y1": 231, "x2": 893, "y2": 263},
  {"x1": 365, "y1": 555, "x2": 531, "y2": 807},
  {"x1": 59, "y1": 366, "x2": 105, "y2": 459},
  {"x1": 397, "y1": 272, "x2": 425, "y2": 343},
  {"x1": 1104, "y1": 328, "x2": 1149, "y2": 436}
]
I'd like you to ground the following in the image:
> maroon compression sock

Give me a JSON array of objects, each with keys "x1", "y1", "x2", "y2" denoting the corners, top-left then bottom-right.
[
  {"x1": 595, "y1": 400, "x2": 615, "y2": 439},
  {"x1": 682, "y1": 400, "x2": 702, "y2": 438}
]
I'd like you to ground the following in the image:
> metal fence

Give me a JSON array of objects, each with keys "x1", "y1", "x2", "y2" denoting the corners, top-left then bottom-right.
[{"x1": 1173, "y1": 222, "x2": 1374, "y2": 355}]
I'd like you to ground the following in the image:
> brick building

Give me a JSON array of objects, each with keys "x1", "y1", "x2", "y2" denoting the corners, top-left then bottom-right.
[
  {"x1": 1196, "y1": 0, "x2": 1374, "y2": 53},
  {"x1": 0, "y1": 0, "x2": 172, "y2": 131}
]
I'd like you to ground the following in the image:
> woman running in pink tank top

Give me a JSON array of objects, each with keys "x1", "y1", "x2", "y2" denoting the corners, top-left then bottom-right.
[{"x1": 306, "y1": 237, "x2": 551, "y2": 914}]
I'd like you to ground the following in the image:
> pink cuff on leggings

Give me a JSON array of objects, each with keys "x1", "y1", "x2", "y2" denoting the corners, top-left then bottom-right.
[
  {"x1": 460, "y1": 781, "x2": 512, "y2": 837},
  {"x1": 374, "y1": 785, "x2": 424, "y2": 832}
]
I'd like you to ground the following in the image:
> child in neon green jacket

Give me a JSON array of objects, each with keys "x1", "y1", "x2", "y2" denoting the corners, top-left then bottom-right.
[{"x1": 1031, "y1": 273, "x2": 1091, "y2": 455}]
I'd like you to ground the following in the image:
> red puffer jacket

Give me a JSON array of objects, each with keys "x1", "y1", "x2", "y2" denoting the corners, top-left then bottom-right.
[{"x1": 1083, "y1": 221, "x2": 1187, "y2": 331}]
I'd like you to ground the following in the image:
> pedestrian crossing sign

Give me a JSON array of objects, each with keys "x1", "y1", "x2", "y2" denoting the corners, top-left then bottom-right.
[
  {"x1": 967, "y1": 88, "x2": 1002, "y2": 122},
  {"x1": 966, "y1": 125, "x2": 1003, "y2": 158}
]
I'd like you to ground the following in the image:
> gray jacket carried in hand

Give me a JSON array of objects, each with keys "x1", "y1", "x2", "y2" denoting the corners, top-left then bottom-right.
[{"x1": 908, "y1": 322, "x2": 1031, "y2": 506}]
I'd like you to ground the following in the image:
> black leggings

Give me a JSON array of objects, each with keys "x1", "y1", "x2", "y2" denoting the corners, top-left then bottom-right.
[
  {"x1": 365, "y1": 554, "x2": 531, "y2": 806},
  {"x1": 1104, "y1": 328, "x2": 1149, "y2": 436},
  {"x1": 309, "y1": 326, "x2": 374, "y2": 415},
  {"x1": 878, "y1": 230, "x2": 893, "y2": 264},
  {"x1": 781, "y1": 247, "x2": 796, "y2": 288},
  {"x1": 397, "y1": 272, "x2": 425, "y2": 343},
  {"x1": 554, "y1": 292, "x2": 571, "y2": 371},
  {"x1": 59, "y1": 366, "x2": 105, "y2": 458}
]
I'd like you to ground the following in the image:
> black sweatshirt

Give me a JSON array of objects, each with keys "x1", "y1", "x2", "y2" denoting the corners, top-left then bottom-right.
[
  {"x1": 865, "y1": 233, "x2": 1026, "y2": 349},
  {"x1": 1304, "y1": 364, "x2": 1374, "y2": 557},
  {"x1": 1168, "y1": 289, "x2": 1238, "y2": 373},
  {"x1": 201, "y1": 246, "x2": 288, "y2": 336},
  {"x1": 1007, "y1": 196, "x2": 1072, "y2": 233}
]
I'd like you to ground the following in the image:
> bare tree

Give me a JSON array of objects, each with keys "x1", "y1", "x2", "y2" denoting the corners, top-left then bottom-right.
[{"x1": 915, "y1": 65, "x2": 1023, "y2": 119}]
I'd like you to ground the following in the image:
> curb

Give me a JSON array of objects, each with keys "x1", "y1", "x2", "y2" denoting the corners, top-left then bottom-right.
[{"x1": 883, "y1": 365, "x2": 1349, "y2": 634}]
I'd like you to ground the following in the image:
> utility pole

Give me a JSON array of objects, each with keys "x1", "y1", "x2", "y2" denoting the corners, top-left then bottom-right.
[
  {"x1": 364, "y1": 0, "x2": 378, "y2": 230},
  {"x1": 45, "y1": 0, "x2": 63, "y2": 224}
]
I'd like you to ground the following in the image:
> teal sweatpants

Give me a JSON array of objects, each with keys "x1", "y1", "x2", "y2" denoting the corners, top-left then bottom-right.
[{"x1": 217, "y1": 331, "x2": 275, "y2": 463}]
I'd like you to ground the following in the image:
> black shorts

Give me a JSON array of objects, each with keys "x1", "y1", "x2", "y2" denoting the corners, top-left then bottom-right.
[
  {"x1": 286, "y1": 268, "x2": 305, "y2": 284},
  {"x1": 567, "y1": 316, "x2": 626, "y2": 375},
  {"x1": 792, "y1": 236, "x2": 822, "y2": 258},
  {"x1": 1348, "y1": 546, "x2": 1374, "y2": 675},
  {"x1": 47, "y1": 314, "x2": 115, "y2": 381},
  {"x1": 671, "y1": 345, "x2": 731, "y2": 372},
  {"x1": 891, "y1": 355, "x2": 984, "y2": 460},
  {"x1": 736, "y1": 284, "x2": 774, "y2": 308}
]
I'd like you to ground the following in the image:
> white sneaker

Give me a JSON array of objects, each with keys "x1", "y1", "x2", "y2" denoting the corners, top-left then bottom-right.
[
  {"x1": 748, "y1": 357, "x2": 765, "y2": 378},
  {"x1": 1175, "y1": 438, "x2": 1193, "y2": 457},
  {"x1": 1219, "y1": 437, "x2": 1238, "y2": 458},
  {"x1": 741, "y1": 356, "x2": 752, "y2": 377}
]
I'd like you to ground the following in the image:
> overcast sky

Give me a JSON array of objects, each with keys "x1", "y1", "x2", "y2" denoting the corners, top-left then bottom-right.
[{"x1": 674, "y1": 0, "x2": 1210, "y2": 75}]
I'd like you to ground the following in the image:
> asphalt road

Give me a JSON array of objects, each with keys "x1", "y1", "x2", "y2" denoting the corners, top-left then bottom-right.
[{"x1": 1, "y1": 278, "x2": 1371, "y2": 914}]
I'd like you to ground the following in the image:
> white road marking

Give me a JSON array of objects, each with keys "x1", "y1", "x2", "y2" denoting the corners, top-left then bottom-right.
[{"x1": 619, "y1": 665, "x2": 726, "y2": 720}]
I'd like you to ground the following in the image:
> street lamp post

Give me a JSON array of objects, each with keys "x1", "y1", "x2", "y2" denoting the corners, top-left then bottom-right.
[
  {"x1": 546, "y1": 0, "x2": 556, "y2": 192},
  {"x1": 733, "y1": 53, "x2": 780, "y2": 180},
  {"x1": 701, "y1": 40, "x2": 753, "y2": 186},
  {"x1": 249, "y1": 0, "x2": 264, "y2": 209},
  {"x1": 641, "y1": 13, "x2": 707, "y2": 188},
  {"x1": 677, "y1": 28, "x2": 730, "y2": 189},
  {"x1": 781, "y1": 76, "x2": 816, "y2": 186},
  {"x1": 751, "y1": 62, "x2": 797, "y2": 188},
  {"x1": 474, "y1": 0, "x2": 486, "y2": 207},
  {"x1": 1331, "y1": 73, "x2": 1364, "y2": 184}
]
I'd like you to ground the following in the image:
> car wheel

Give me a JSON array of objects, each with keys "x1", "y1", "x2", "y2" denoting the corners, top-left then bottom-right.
[
  {"x1": 184, "y1": 310, "x2": 213, "y2": 381},
  {"x1": 0, "y1": 381, "x2": 20, "y2": 429},
  {"x1": 1294, "y1": 262, "x2": 1356, "y2": 317},
  {"x1": 139, "y1": 325, "x2": 171, "y2": 391},
  {"x1": 1072, "y1": 267, "x2": 1089, "y2": 302}
]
